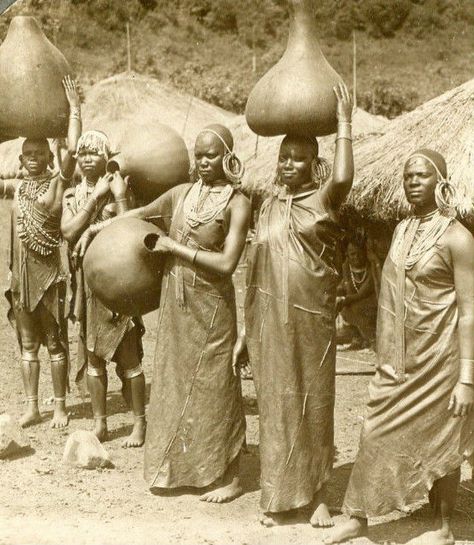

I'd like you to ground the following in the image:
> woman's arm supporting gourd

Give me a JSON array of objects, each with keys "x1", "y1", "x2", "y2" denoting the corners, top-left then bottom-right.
[
  {"x1": 60, "y1": 76, "x2": 82, "y2": 180},
  {"x1": 61, "y1": 175, "x2": 113, "y2": 244},
  {"x1": 159, "y1": 193, "x2": 251, "y2": 277},
  {"x1": 321, "y1": 82, "x2": 354, "y2": 211}
]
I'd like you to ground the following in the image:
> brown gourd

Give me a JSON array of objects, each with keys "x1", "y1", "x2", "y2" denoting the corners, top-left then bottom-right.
[
  {"x1": 245, "y1": 0, "x2": 342, "y2": 137},
  {"x1": 106, "y1": 123, "x2": 190, "y2": 204},
  {"x1": 83, "y1": 218, "x2": 164, "y2": 316},
  {"x1": 0, "y1": 16, "x2": 72, "y2": 140}
]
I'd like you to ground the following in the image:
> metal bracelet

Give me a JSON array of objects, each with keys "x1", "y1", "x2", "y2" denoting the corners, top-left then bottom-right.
[
  {"x1": 337, "y1": 123, "x2": 352, "y2": 139},
  {"x1": 459, "y1": 359, "x2": 474, "y2": 385}
]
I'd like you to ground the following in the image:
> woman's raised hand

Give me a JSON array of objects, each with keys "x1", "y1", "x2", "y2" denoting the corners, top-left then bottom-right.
[
  {"x1": 93, "y1": 174, "x2": 113, "y2": 199},
  {"x1": 62, "y1": 75, "x2": 81, "y2": 108},
  {"x1": 334, "y1": 81, "x2": 353, "y2": 123},
  {"x1": 110, "y1": 171, "x2": 129, "y2": 199}
]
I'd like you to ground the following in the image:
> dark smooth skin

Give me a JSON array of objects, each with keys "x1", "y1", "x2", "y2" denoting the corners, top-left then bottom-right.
[{"x1": 403, "y1": 157, "x2": 438, "y2": 215}]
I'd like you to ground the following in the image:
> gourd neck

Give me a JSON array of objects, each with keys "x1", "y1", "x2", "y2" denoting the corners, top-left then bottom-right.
[{"x1": 287, "y1": 0, "x2": 318, "y2": 50}]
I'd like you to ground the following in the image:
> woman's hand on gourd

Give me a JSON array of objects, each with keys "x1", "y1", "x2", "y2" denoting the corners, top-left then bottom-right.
[
  {"x1": 110, "y1": 172, "x2": 129, "y2": 199},
  {"x1": 334, "y1": 81, "x2": 353, "y2": 123},
  {"x1": 232, "y1": 333, "x2": 247, "y2": 377},
  {"x1": 449, "y1": 383, "x2": 474, "y2": 417},
  {"x1": 92, "y1": 174, "x2": 112, "y2": 199},
  {"x1": 62, "y1": 75, "x2": 81, "y2": 108},
  {"x1": 152, "y1": 235, "x2": 175, "y2": 254},
  {"x1": 72, "y1": 229, "x2": 93, "y2": 264}
]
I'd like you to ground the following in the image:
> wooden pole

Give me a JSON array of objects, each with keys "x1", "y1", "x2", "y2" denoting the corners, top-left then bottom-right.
[
  {"x1": 126, "y1": 22, "x2": 132, "y2": 73},
  {"x1": 352, "y1": 30, "x2": 357, "y2": 110}
]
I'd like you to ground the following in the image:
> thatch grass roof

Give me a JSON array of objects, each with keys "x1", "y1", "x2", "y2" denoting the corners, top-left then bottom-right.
[
  {"x1": 82, "y1": 71, "x2": 236, "y2": 150},
  {"x1": 233, "y1": 108, "x2": 389, "y2": 195},
  {"x1": 344, "y1": 79, "x2": 474, "y2": 222},
  {"x1": 0, "y1": 137, "x2": 23, "y2": 180}
]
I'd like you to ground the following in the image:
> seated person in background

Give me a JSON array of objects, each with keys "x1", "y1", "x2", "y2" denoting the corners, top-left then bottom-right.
[{"x1": 336, "y1": 239, "x2": 377, "y2": 350}]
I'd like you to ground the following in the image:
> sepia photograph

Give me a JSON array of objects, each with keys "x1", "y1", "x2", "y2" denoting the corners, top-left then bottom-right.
[{"x1": 0, "y1": 0, "x2": 472, "y2": 543}]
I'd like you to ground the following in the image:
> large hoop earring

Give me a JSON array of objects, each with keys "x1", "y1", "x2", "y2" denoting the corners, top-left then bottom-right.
[
  {"x1": 223, "y1": 151, "x2": 245, "y2": 186},
  {"x1": 435, "y1": 178, "x2": 458, "y2": 218}
]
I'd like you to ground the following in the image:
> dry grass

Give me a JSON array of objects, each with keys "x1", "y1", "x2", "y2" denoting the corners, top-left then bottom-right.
[
  {"x1": 82, "y1": 71, "x2": 236, "y2": 151},
  {"x1": 344, "y1": 78, "x2": 474, "y2": 222}
]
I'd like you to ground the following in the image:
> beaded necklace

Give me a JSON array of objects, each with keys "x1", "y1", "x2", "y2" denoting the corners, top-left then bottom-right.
[
  {"x1": 17, "y1": 173, "x2": 61, "y2": 256},
  {"x1": 349, "y1": 264, "x2": 368, "y2": 292},
  {"x1": 391, "y1": 209, "x2": 452, "y2": 270}
]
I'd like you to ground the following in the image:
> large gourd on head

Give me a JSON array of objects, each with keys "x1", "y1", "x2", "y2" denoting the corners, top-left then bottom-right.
[
  {"x1": 106, "y1": 123, "x2": 190, "y2": 204},
  {"x1": 83, "y1": 218, "x2": 164, "y2": 317},
  {"x1": 245, "y1": 0, "x2": 342, "y2": 137},
  {"x1": 0, "y1": 16, "x2": 72, "y2": 140}
]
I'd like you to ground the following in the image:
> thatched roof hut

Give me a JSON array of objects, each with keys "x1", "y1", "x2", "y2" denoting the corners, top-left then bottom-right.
[
  {"x1": 0, "y1": 137, "x2": 22, "y2": 180},
  {"x1": 82, "y1": 71, "x2": 236, "y2": 150},
  {"x1": 232, "y1": 108, "x2": 389, "y2": 195},
  {"x1": 344, "y1": 79, "x2": 474, "y2": 223}
]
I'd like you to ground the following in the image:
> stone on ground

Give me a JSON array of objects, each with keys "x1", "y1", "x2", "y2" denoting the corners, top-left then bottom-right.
[
  {"x1": 0, "y1": 414, "x2": 29, "y2": 458},
  {"x1": 63, "y1": 430, "x2": 114, "y2": 469}
]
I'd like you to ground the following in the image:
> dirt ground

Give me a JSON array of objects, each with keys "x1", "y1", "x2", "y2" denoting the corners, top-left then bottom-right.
[{"x1": 0, "y1": 199, "x2": 472, "y2": 545}]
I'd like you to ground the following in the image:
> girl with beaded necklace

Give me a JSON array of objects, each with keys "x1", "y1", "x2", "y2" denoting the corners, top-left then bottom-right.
[
  {"x1": 74, "y1": 123, "x2": 250, "y2": 502},
  {"x1": 61, "y1": 130, "x2": 146, "y2": 447},
  {"x1": 5, "y1": 76, "x2": 80, "y2": 429},
  {"x1": 325, "y1": 149, "x2": 474, "y2": 545}
]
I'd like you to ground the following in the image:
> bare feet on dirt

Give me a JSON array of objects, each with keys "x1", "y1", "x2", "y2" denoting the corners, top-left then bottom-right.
[
  {"x1": 323, "y1": 517, "x2": 367, "y2": 543},
  {"x1": 405, "y1": 528, "x2": 455, "y2": 545},
  {"x1": 122, "y1": 416, "x2": 146, "y2": 448},
  {"x1": 310, "y1": 502, "x2": 333, "y2": 527},
  {"x1": 259, "y1": 512, "x2": 291, "y2": 527},
  {"x1": 94, "y1": 416, "x2": 108, "y2": 442},
  {"x1": 199, "y1": 475, "x2": 242, "y2": 503},
  {"x1": 50, "y1": 402, "x2": 69, "y2": 429},
  {"x1": 20, "y1": 406, "x2": 42, "y2": 428}
]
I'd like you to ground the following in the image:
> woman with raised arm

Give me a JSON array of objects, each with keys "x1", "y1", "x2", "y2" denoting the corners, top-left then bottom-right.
[
  {"x1": 61, "y1": 130, "x2": 146, "y2": 447},
  {"x1": 75, "y1": 124, "x2": 250, "y2": 502},
  {"x1": 233, "y1": 82, "x2": 354, "y2": 527},
  {"x1": 324, "y1": 150, "x2": 474, "y2": 545},
  {"x1": 5, "y1": 76, "x2": 80, "y2": 429}
]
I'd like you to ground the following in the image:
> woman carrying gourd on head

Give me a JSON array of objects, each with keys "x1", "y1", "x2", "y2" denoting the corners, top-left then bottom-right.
[
  {"x1": 234, "y1": 82, "x2": 354, "y2": 527},
  {"x1": 61, "y1": 130, "x2": 146, "y2": 447},
  {"x1": 75, "y1": 124, "x2": 250, "y2": 502}
]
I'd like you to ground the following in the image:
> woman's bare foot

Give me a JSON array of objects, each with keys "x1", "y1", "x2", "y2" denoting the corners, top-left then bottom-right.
[
  {"x1": 199, "y1": 455, "x2": 242, "y2": 503},
  {"x1": 310, "y1": 502, "x2": 333, "y2": 528},
  {"x1": 122, "y1": 416, "x2": 146, "y2": 448},
  {"x1": 93, "y1": 416, "x2": 108, "y2": 442},
  {"x1": 323, "y1": 517, "x2": 367, "y2": 543},
  {"x1": 50, "y1": 400, "x2": 69, "y2": 429},
  {"x1": 259, "y1": 512, "x2": 290, "y2": 527},
  {"x1": 405, "y1": 528, "x2": 455, "y2": 545},
  {"x1": 20, "y1": 404, "x2": 42, "y2": 428}
]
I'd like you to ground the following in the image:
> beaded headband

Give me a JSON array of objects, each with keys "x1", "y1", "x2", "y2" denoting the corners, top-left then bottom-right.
[{"x1": 75, "y1": 130, "x2": 111, "y2": 160}]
